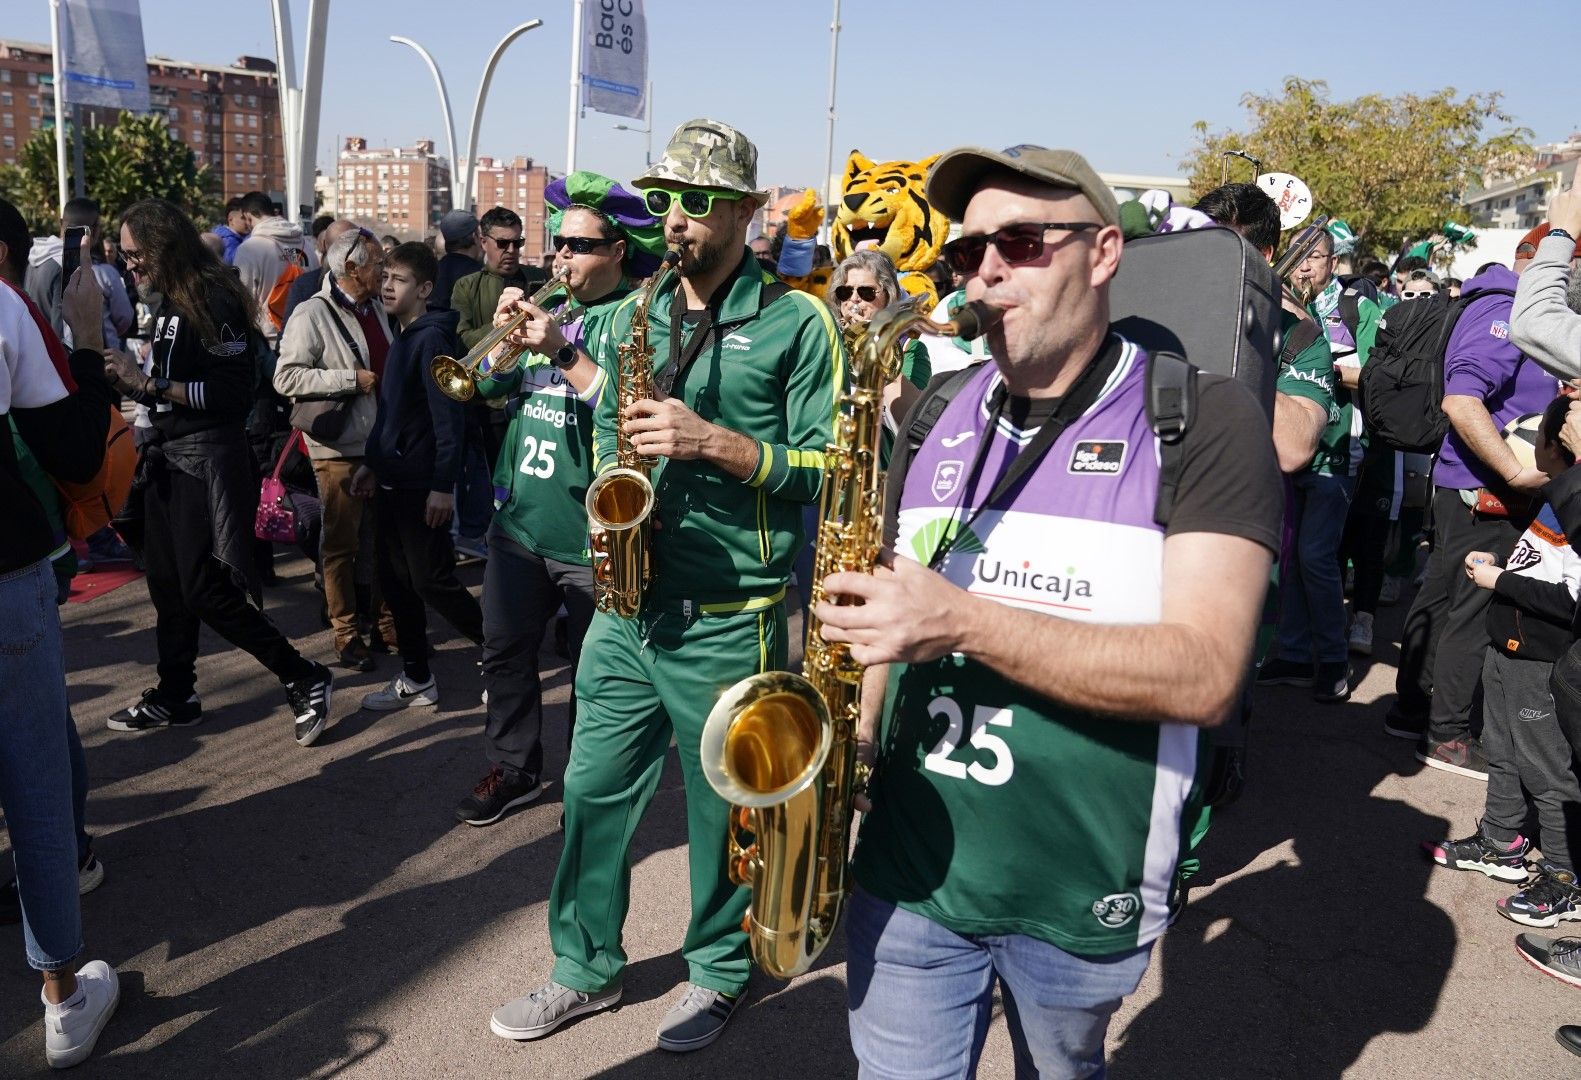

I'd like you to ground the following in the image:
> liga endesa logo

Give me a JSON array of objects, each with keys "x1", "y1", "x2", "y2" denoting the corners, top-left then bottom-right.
[{"x1": 1069, "y1": 439, "x2": 1126, "y2": 475}]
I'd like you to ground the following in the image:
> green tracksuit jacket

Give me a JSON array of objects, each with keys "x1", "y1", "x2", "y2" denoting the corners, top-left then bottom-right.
[{"x1": 592, "y1": 249, "x2": 844, "y2": 607}]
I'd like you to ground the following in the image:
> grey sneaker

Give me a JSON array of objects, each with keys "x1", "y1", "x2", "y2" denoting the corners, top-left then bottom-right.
[
  {"x1": 1516, "y1": 933, "x2": 1581, "y2": 989},
  {"x1": 656, "y1": 983, "x2": 745, "y2": 1053},
  {"x1": 490, "y1": 980, "x2": 621, "y2": 1041}
]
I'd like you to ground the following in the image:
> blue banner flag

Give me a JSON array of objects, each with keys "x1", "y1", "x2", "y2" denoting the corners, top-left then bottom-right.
[
  {"x1": 581, "y1": 0, "x2": 647, "y2": 120},
  {"x1": 61, "y1": 0, "x2": 151, "y2": 113}
]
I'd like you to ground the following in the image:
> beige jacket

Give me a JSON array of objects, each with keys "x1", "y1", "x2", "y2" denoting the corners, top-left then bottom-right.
[{"x1": 272, "y1": 274, "x2": 393, "y2": 460}]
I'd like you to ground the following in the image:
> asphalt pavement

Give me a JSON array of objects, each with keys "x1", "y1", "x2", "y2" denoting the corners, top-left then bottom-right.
[{"x1": 0, "y1": 552, "x2": 1575, "y2": 1078}]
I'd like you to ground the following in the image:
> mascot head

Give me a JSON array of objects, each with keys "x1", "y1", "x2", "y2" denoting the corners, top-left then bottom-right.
[{"x1": 833, "y1": 151, "x2": 947, "y2": 280}]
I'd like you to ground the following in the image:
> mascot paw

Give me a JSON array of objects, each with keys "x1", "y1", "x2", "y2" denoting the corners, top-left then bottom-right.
[{"x1": 786, "y1": 189, "x2": 824, "y2": 241}]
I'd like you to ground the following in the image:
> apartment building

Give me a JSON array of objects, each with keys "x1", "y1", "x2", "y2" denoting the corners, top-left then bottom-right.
[
  {"x1": 472, "y1": 155, "x2": 550, "y2": 263},
  {"x1": 0, "y1": 39, "x2": 283, "y2": 200},
  {"x1": 336, "y1": 136, "x2": 452, "y2": 239}
]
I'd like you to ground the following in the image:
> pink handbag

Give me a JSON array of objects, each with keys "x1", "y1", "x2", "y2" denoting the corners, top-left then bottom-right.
[{"x1": 255, "y1": 431, "x2": 304, "y2": 543}]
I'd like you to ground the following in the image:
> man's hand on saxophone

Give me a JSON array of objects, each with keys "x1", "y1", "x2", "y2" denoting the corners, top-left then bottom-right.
[{"x1": 622, "y1": 392, "x2": 760, "y2": 479}]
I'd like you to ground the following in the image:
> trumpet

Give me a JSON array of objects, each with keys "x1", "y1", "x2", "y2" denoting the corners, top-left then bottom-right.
[
  {"x1": 1274, "y1": 212, "x2": 1332, "y2": 305},
  {"x1": 430, "y1": 269, "x2": 580, "y2": 402}
]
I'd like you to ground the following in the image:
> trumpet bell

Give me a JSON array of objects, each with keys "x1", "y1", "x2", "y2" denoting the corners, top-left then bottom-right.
[
  {"x1": 702, "y1": 672, "x2": 832, "y2": 809},
  {"x1": 430, "y1": 355, "x2": 477, "y2": 402}
]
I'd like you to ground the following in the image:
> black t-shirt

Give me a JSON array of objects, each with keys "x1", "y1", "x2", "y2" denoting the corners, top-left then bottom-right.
[
  {"x1": 145, "y1": 284, "x2": 257, "y2": 437},
  {"x1": 883, "y1": 353, "x2": 1283, "y2": 557}
]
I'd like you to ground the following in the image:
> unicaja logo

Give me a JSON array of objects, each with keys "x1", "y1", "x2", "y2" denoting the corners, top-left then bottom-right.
[{"x1": 975, "y1": 557, "x2": 1093, "y2": 604}]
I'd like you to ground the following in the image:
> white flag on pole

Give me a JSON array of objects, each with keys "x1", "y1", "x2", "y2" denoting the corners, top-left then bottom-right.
[
  {"x1": 61, "y1": 0, "x2": 151, "y2": 113},
  {"x1": 580, "y1": 0, "x2": 647, "y2": 120}
]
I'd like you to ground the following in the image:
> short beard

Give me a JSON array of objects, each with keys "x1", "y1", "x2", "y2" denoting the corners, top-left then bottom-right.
[{"x1": 679, "y1": 233, "x2": 730, "y2": 280}]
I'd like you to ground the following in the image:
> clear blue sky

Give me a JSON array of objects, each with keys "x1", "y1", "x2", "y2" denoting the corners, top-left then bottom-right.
[{"x1": 11, "y1": 0, "x2": 1576, "y2": 191}]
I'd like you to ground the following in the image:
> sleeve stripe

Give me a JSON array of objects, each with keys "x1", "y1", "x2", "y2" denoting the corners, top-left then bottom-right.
[
  {"x1": 748, "y1": 441, "x2": 774, "y2": 487},
  {"x1": 785, "y1": 448, "x2": 827, "y2": 471},
  {"x1": 578, "y1": 365, "x2": 608, "y2": 406}
]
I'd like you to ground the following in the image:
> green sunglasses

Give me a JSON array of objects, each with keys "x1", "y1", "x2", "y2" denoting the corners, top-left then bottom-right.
[{"x1": 642, "y1": 187, "x2": 746, "y2": 218}]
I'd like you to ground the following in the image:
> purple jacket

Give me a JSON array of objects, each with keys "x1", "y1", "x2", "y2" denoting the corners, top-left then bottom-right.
[{"x1": 1435, "y1": 264, "x2": 1559, "y2": 491}]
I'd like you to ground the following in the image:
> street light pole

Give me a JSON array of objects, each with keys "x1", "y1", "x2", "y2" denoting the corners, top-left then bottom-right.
[
  {"x1": 821, "y1": 0, "x2": 842, "y2": 244},
  {"x1": 391, "y1": 20, "x2": 544, "y2": 214}
]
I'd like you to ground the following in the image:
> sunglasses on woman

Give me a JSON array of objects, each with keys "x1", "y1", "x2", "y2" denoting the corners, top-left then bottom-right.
[
  {"x1": 551, "y1": 235, "x2": 616, "y2": 254},
  {"x1": 642, "y1": 188, "x2": 745, "y2": 219},
  {"x1": 833, "y1": 284, "x2": 881, "y2": 303},
  {"x1": 940, "y1": 221, "x2": 1102, "y2": 275}
]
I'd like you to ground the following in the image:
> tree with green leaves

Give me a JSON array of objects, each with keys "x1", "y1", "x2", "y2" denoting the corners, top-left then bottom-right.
[
  {"x1": 1181, "y1": 77, "x2": 1531, "y2": 259},
  {"x1": 0, "y1": 111, "x2": 221, "y2": 235}
]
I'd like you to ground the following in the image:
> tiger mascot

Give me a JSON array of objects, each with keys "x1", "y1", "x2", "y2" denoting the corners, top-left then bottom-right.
[{"x1": 832, "y1": 150, "x2": 947, "y2": 305}]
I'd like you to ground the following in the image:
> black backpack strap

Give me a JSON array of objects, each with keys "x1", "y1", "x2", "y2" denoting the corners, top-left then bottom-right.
[
  {"x1": 1338, "y1": 288, "x2": 1361, "y2": 341},
  {"x1": 1146, "y1": 350, "x2": 1197, "y2": 528},
  {"x1": 905, "y1": 362, "x2": 988, "y2": 459},
  {"x1": 1278, "y1": 315, "x2": 1323, "y2": 369}
]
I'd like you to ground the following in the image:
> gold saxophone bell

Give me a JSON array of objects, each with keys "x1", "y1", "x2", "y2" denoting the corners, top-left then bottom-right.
[
  {"x1": 429, "y1": 270, "x2": 580, "y2": 402},
  {"x1": 700, "y1": 293, "x2": 1001, "y2": 980}
]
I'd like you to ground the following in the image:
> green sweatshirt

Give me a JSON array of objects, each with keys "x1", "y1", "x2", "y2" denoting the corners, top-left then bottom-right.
[
  {"x1": 593, "y1": 250, "x2": 844, "y2": 606},
  {"x1": 476, "y1": 284, "x2": 633, "y2": 565}
]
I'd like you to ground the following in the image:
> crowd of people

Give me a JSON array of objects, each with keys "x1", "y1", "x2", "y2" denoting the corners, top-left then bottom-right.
[{"x1": 4, "y1": 112, "x2": 1581, "y2": 1074}]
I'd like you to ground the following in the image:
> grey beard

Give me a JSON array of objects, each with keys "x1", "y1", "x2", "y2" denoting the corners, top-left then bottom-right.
[{"x1": 1566, "y1": 272, "x2": 1581, "y2": 315}]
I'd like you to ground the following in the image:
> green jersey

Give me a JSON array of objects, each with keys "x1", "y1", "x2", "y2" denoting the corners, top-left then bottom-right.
[
  {"x1": 1275, "y1": 309, "x2": 1339, "y2": 473},
  {"x1": 592, "y1": 251, "x2": 843, "y2": 606},
  {"x1": 477, "y1": 285, "x2": 632, "y2": 565}
]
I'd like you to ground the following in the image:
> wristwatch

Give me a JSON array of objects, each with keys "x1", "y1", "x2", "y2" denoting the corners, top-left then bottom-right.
[
  {"x1": 552, "y1": 343, "x2": 579, "y2": 370},
  {"x1": 1550, "y1": 228, "x2": 1575, "y2": 243},
  {"x1": 149, "y1": 376, "x2": 171, "y2": 402}
]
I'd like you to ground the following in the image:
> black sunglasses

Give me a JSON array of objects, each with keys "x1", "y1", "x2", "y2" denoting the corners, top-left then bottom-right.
[
  {"x1": 488, "y1": 235, "x2": 526, "y2": 251},
  {"x1": 833, "y1": 284, "x2": 881, "y2": 303},
  {"x1": 551, "y1": 234, "x2": 617, "y2": 255},
  {"x1": 940, "y1": 221, "x2": 1102, "y2": 275}
]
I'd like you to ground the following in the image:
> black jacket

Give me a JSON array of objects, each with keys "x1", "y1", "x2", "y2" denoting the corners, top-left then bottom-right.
[
  {"x1": 139, "y1": 285, "x2": 257, "y2": 438},
  {"x1": 365, "y1": 306, "x2": 466, "y2": 492},
  {"x1": 432, "y1": 252, "x2": 482, "y2": 311}
]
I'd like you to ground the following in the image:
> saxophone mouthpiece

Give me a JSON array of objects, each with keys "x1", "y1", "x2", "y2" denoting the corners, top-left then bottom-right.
[
  {"x1": 953, "y1": 300, "x2": 1003, "y2": 342},
  {"x1": 662, "y1": 248, "x2": 682, "y2": 268}
]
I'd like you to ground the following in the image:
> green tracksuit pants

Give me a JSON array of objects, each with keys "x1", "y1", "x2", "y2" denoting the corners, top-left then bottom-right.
[{"x1": 550, "y1": 598, "x2": 788, "y2": 995}]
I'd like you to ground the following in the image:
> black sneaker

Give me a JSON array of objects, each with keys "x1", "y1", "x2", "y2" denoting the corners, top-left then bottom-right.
[
  {"x1": 0, "y1": 848, "x2": 105, "y2": 925},
  {"x1": 456, "y1": 766, "x2": 544, "y2": 827},
  {"x1": 1425, "y1": 827, "x2": 1531, "y2": 882},
  {"x1": 1313, "y1": 661, "x2": 1351, "y2": 703},
  {"x1": 286, "y1": 664, "x2": 335, "y2": 747},
  {"x1": 1558, "y1": 1026, "x2": 1581, "y2": 1059},
  {"x1": 337, "y1": 638, "x2": 375, "y2": 672},
  {"x1": 1383, "y1": 707, "x2": 1427, "y2": 741},
  {"x1": 107, "y1": 688, "x2": 201, "y2": 732},
  {"x1": 1417, "y1": 737, "x2": 1489, "y2": 781},
  {"x1": 1516, "y1": 933, "x2": 1581, "y2": 988},
  {"x1": 1255, "y1": 658, "x2": 1313, "y2": 687},
  {"x1": 1499, "y1": 863, "x2": 1581, "y2": 928}
]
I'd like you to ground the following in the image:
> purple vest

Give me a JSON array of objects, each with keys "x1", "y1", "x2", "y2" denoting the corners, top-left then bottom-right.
[{"x1": 896, "y1": 339, "x2": 1165, "y2": 625}]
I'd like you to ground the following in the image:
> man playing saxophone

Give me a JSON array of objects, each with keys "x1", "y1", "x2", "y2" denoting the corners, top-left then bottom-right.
[
  {"x1": 816, "y1": 146, "x2": 1283, "y2": 1078},
  {"x1": 490, "y1": 119, "x2": 842, "y2": 1053},
  {"x1": 453, "y1": 172, "x2": 668, "y2": 827}
]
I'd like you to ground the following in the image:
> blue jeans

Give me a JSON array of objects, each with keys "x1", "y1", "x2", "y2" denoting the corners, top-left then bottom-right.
[
  {"x1": 1275, "y1": 470, "x2": 1355, "y2": 666},
  {"x1": 846, "y1": 887, "x2": 1152, "y2": 1079},
  {"x1": 0, "y1": 560, "x2": 84, "y2": 971}
]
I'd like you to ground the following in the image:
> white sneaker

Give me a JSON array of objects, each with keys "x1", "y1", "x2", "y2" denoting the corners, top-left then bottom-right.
[
  {"x1": 360, "y1": 673, "x2": 439, "y2": 712},
  {"x1": 43, "y1": 960, "x2": 119, "y2": 1069},
  {"x1": 1348, "y1": 611, "x2": 1374, "y2": 656}
]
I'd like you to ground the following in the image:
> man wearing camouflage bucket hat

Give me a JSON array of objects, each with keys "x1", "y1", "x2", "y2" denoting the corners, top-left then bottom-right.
[{"x1": 491, "y1": 121, "x2": 842, "y2": 1052}]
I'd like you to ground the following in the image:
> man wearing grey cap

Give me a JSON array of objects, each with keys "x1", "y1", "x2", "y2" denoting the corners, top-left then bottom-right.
[
  {"x1": 433, "y1": 210, "x2": 482, "y2": 311},
  {"x1": 489, "y1": 118, "x2": 841, "y2": 1054},
  {"x1": 815, "y1": 145, "x2": 1283, "y2": 1076}
]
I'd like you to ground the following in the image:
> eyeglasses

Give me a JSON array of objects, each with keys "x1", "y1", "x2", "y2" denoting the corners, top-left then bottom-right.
[
  {"x1": 121, "y1": 246, "x2": 144, "y2": 266},
  {"x1": 488, "y1": 235, "x2": 526, "y2": 251},
  {"x1": 1400, "y1": 290, "x2": 1436, "y2": 300},
  {"x1": 833, "y1": 284, "x2": 881, "y2": 303},
  {"x1": 642, "y1": 188, "x2": 745, "y2": 219},
  {"x1": 939, "y1": 222, "x2": 1103, "y2": 275},
  {"x1": 551, "y1": 234, "x2": 617, "y2": 255}
]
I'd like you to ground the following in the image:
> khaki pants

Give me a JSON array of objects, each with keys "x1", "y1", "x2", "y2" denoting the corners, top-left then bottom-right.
[{"x1": 313, "y1": 457, "x2": 394, "y2": 650}]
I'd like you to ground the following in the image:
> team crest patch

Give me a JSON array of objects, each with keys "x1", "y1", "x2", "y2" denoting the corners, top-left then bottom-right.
[
  {"x1": 931, "y1": 459, "x2": 965, "y2": 502},
  {"x1": 1092, "y1": 892, "x2": 1140, "y2": 928},
  {"x1": 1069, "y1": 440, "x2": 1126, "y2": 475},
  {"x1": 1490, "y1": 320, "x2": 1510, "y2": 340}
]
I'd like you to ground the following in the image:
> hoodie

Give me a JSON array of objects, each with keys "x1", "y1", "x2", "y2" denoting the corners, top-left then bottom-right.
[
  {"x1": 364, "y1": 306, "x2": 466, "y2": 492},
  {"x1": 1434, "y1": 264, "x2": 1560, "y2": 491},
  {"x1": 22, "y1": 236, "x2": 132, "y2": 350},
  {"x1": 233, "y1": 216, "x2": 317, "y2": 339},
  {"x1": 1511, "y1": 233, "x2": 1581, "y2": 382},
  {"x1": 1486, "y1": 501, "x2": 1581, "y2": 663},
  {"x1": 213, "y1": 224, "x2": 245, "y2": 265}
]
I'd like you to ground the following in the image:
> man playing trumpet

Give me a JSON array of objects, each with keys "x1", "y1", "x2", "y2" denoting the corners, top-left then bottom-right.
[{"x1": 454, "y1": 173, "x2": 668, "y2": 826}]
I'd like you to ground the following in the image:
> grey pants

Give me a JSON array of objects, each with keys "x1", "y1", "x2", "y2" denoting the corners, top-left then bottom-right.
[{"x1": 1481, "y1": 648, "x2": 1581, "y2": 870}]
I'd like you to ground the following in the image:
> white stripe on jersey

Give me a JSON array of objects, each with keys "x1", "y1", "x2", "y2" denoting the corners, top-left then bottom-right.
[{"x1": 1138, "y1": 722, "x2": 1198, "y2": 943}]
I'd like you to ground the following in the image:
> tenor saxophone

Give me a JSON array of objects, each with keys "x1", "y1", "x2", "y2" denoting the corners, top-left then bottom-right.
[
  {"x1": 584, "y1": 250, "x2": 680, "y2": 618},
  {"x1": 699, "y1": 294, "x2": 1000, "y2": 979}
]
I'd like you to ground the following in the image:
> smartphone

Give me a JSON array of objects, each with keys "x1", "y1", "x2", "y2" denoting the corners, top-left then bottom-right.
[{"x1": 62, "y1": 224, "x2": 88, "y2": 284}]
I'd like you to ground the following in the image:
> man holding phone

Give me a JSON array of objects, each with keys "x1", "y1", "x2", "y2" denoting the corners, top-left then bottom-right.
[{"x1": 24, "y1": 199, "x2": 134, "y2": 353}]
